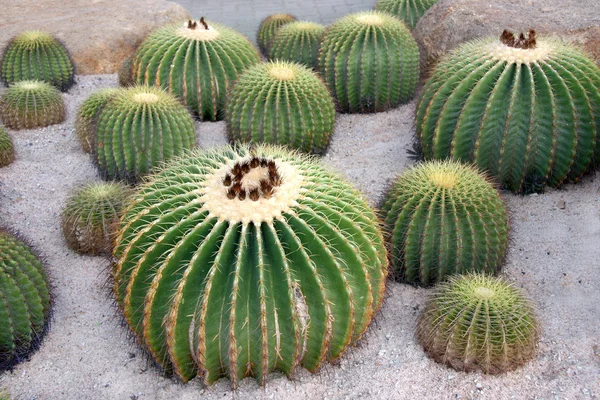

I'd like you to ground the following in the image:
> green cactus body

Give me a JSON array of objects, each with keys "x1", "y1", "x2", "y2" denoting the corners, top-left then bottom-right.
[
  {"x1": 0, "y1": 127, "x2": 15, "y2": 167},
  {"x1": 0, "y1": 229, "x2": 51, "y2": 371},
  {"x1": 132, "y1": 19, "x2": 260, "y2": 121},
  {"x1": 257, "y1": 14, "x2": 297, "y2": 56},
  {"x1": 113, "y1": 145, "x2": 387, "y2": 386},
  {"x1": 269, "y1": 22, "x2": 325, "y2": 69},
  {"x1": 382, "y1": 161, "x2": 509, "y2": 286},
  {"x1": 318, "y1": 11, "x2": 420, "y2": 114},
  {"x1": 0, "y1": 81, "x2": 65, "y2": 130},
  {"x1": 416, "y1": 33, "x2": 600, "y2": 193},
  {"x1": 93, "y1": 86, "x2": 196, "y2": 183},
  {"x1": 1, "y1": 31, "x2": 74, "y2": 91},
  {"x1": 61, "y1": 182, "x2": 133, "y2": 255},
  {"x1": 118, "y1": 57, "x2": 134, "y2": 87},
  {"x1": 417, "y1": 273, "x2": 539, "y2": 374},
  {"x1": 75, "y1": 88, "x2": 119, "y2": 153},
  {"x1": 375, "y1": 0, "x2": 439, "y2": 30},
  {"x1": 226, "y1": 61, "x2": 336, "y2": 154}
]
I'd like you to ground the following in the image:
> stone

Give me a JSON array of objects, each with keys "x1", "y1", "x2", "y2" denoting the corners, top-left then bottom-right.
[
  {"x1": 413, "y1": 0, "x2": 600, "y2": 75},
  {"x1": 0, "y1": 0, "x2": 191, "y2": 75}
]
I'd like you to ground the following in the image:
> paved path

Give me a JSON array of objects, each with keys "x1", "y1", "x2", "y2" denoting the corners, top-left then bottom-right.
[{"x1": 171, "y1": 0, "x2": 377, "y2": 43}]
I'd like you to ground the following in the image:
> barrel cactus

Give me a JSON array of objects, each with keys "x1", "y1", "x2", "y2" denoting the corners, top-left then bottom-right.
[
  {"x1": 375, "y1": 0, "x2": 439, "y2": 30},
  {"x1": 0, "y1": 80, "x2": 65, "y2": 130},
  {"x1": 269, "y1": 21, "x2": 325, "y2": 69},
  {"x1": 118, "y1": 57, "x2": 134, "y2": 87},
  {"x1": 382, "y1": 161, "x2": 509, "y2": 286},
  {"x1": 226, "y1": 61, "x2": 336, "y2": 154},
  {"x1": 1, "y1": 30, "x2": 74, "y2": 91},
  {"x1": 75, "y1": 88, "x2": 119, "y2": 153},
  {"x1": 416, "y1": 30, "x2": 600, "y2": 193},
  {"x1": 113, "y1": 144, "x2": 387, "y2": 385},
  {"x1": 0, "y1": 127, "x2": 14, "y2": 167},
  {"x1": 417, "y1": 273, "x2": 539, "y2": 374},
  {"x1": 257, "y1": 14, "x2": 297, "y2": 55},
  {"x1": 0, "y1": 229, "x2": 51, "y2": 371},
  {"x1": 93, "y1": 86, "x2": 196, "y2": 183},
  {"x1": 132, "y1": 19, "x2": 260, "y2": 121},
  {"x1": 61, "y1": 182, "x2": 133, "y2": 255}
]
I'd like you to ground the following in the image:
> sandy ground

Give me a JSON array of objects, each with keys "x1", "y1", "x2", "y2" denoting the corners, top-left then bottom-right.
[{"x1": 0, "y1": 75, "x2": 599, "y2": 400}]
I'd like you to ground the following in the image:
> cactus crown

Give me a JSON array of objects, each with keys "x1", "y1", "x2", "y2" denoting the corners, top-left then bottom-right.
[
  {"x1": 0, "y1": 80, "x2": 65, "y2": 130},
  {"x1": 0, "y1": 127, "x2": 15, "y2": 168}
]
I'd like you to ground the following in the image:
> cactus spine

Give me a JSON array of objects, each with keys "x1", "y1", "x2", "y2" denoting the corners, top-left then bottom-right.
[
  {"x1": 269, "y1": 21, "x2": 325, "y2": 69},
  {"x1": 75, "y1": 88, "x2": 119, "y2": 153},
  {"x1": 0, "y1": 81, "x2": 65, "y2": 130},
  {"x1": 375, "y1": 0, "x2": 439, "y2": 30},
  {"x1": 257, "y1": 14, "x2": 297, "y2": 55},
  {"x1": 0, "y1": 127, "x2": 14, "y2": 167}
]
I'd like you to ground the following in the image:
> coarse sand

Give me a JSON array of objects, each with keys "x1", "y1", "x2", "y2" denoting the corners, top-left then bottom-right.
[{"x1": 0, "y1": 75, "x2": 599, "y2": 400}]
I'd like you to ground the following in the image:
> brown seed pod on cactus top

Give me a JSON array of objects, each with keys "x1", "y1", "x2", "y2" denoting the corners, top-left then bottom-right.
[{"x1": 257, "y1": 14, "x2": 297, "y2": 55}]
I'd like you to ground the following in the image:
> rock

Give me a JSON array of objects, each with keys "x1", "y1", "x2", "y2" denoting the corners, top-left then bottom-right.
[
  {"x1": 414, "y1": 0, "x2": 600, "y2": 74},
  {"x1": 0, "y1": 0, "x2": 190, "y2": 75}
]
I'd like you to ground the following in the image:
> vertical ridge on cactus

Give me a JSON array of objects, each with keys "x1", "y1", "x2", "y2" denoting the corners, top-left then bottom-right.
[
  {"x1": 375, "y1": 0, "x2": 439, "y2": 30},
  {"x1": 0, "y1": 81, "x2": 65, "y2": 130},
  {"x1": 0, "y1": 127, "x2": 15, "y2": 167},
  {"x1": 416, "y1": 32, "x2": 600, "y2": 193},
  {"x1": 1, "y1": 31, "x2": 75, "y2": 92},
  {"x1": 381, "y1": 161, "x2": 509, "y2": 286},
  {"x1": 132, "y1": 19, "x2": 261, "y2": 121},
  {"x1": 318, "y1": 11, "x2": 420, "y2": 113},
  {"x1": 257, "y1": 14, "x2": 297, "y2": 56},
  {"x1": 226, "y1": 61, "x2": 336, "y2": 154},
  {"x1": 113, "y1": 145, "x2": 387, "y2": 386},
  {"x1": 269, "y1": 22, "x2": 325, "y2": 69},
  {"x1": 75, "y1": 88, "x2": 119, "y2": 153}
]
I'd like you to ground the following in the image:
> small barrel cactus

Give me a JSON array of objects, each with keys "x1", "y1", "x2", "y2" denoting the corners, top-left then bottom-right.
[
  {"x1": 118, "y1": 57, "x2": 134, "y2": 87},
  {"x1": 0, "y1": 80, "x2": 65, "y2": 130},
  {"x1": 226, "y1": 61, "x2": 336, "y2": 154},
  {"x1": 1, "y1": 31, "x2": 74, "y2": 91},
  {"x1": 61, "y1": 182, "x2": 133, "y2": 255},
  {"x1": 318, "y1": 11, "x2": 420, "y2": 113},
  {"x1": 382, "y1": 161, "x2": 509, "y2": 286},
  {"x1": 93, "y1": 86, "x2": 196, "y2": 183},
  {"x1": 75, "y1": 88, "x2": 119, "y2": 153},
  {"x1": 375, "y1": 0, "x2": 439, "y2": 30},
  {"x1": 417, "y1": 273, "x2": 539, "y2": 374},
  {"x1": 0, "y1": 127, "x2": 15, "y2": 167},
  {"x1": 269, "y1": 21, "x2": 325, "y2": 69},
  {"x1": 132, "y1": 19, "x2": 260, "y2": 121},
  {"x1": 257, "y1": 14, "x2": 297, "y2": 55},
  {"x1": 113, "y1": 144, "x2": 387, "y2": 385},
  {"x1": 0, "y1": 229, "x2": 51, "y2": 371},
  {"x1": 416, "y1": 30, "x2": 600, "y2": 193}
]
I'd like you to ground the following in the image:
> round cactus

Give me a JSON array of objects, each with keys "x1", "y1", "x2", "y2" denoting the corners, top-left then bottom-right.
[
  {"x1": 318, "y1": 11, "x2": 420, "y2": 114},
  {"x1": 75, "y1": 88, "x2": 119, "y2": 153},
  {"x1": 118, "y1": 57, "x2": 134, "y2": 87},
  {"x1": 132, "y1": 19, "x2": 260, "y2": 121},
  {"x1": 417, "y1": 273, "x2": 539, "y2": 374},
  {"x1": 226, "y1": 61, "x2": 336, "y2": 154},
  {"x1": 0, "y1": 127, "x2": 15, "y2": 167},
  {"x1": 257, "y1": 14, "x2": 297, "y2": 55},
  {"x1": 0, "y1": 80, "x2": 65, "y2": 130},
  {"x1": 416, "y1": 30, "x2": 600, "y2": 193},
  {"x1": 1, "y1": 30, "x2": 74, "y2": 91},
  {"x1": 0, "y1": 229, "x2": 51, "y2": 371},
  {"x1": 382, "y1": 161, "x2": 509, "y2": 286},
  {"x1": 375, "y1": 0, "x2": 439, "y2": 30},
  {"x1": 269, "y1": 21, "x2": 325, "y2": 69},
  {"x1": 93, "y1": 86, "x2": 196, "y2": 183},
  {"x1": 61, "y1": 182, "x2": 133, "y2": 255},
  {"x1": 113, "y1": 144, "x2": 387, "y2": 385}
]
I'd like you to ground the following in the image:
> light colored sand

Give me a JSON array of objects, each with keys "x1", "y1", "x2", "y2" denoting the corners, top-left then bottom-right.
[{"x1": 0, "y1": 75, "x2": 599, "y2": 399}]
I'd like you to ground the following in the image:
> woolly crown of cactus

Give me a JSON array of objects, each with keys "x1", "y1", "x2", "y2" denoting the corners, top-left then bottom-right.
[
  {"x1": 0, "y1": 80, "x2": 65, "y2": 130},
  {"x1": 269, "y1": 21, "x2": 325, "y2": 69},
  {"x1": 375, "y1": 0, "x2": 439, "y2": 29},
  {"x1": 257, "y1": 14, "x2": 297, "y2": 55}
]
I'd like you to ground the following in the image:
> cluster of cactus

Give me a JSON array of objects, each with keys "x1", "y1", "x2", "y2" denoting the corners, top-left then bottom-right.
[
  {"x1": 1, "y1": 31, "x2": 74, "y2": 92},
  {"x1": 131, "y1": 19, "x2": 260, "y2": 121},
  {"x1": 269, "y1": 22, "x2": 325, "y2": 69},
  {"x1": 257, "y1": 14, "x2": 297, "y2": 55},
  {"x1": 0, "y1": 229, "x2": 51, "y2": 371},
  {"x1": 417, "y1": 273, "x2": 539, "y2": 374},
  {"x1": 226, "y1": 61, "x2": 336, "y2": 154},
  {"x1": 0, "y1": 127, "x2": 15, "y2": 167},
  {"x1": 0, "y1": 80, "x2": 65, "y2": 130},
  {"x1": 375, "y1": 0, "x2": 439, "y2": 30},
  {"x1": 74, "y1": 88, "x2": 119, "y2": 153},
  {"x1": 61, "y1": 182, "x2": 133, "y2": 255},
  {"x1": 416, "y1": 30, "x2": 600, "y2": 193},
  {"x1": 318, "y1": 11, "x2": 420, "y2": 113},
  {"x1": 93, "y1": 86, "x2": 196, "y2": 183},
  {"x1": 113, "y1": 144, "x2": 387, "y2": 385}
]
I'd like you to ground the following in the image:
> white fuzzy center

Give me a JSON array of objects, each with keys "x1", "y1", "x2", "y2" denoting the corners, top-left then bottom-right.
[
  {"x1": 488, "y1": 42, "x2": 551, "y2": 64},
  {"x1": 178, "y1": 22, "x2": 220, "y2": 41}
]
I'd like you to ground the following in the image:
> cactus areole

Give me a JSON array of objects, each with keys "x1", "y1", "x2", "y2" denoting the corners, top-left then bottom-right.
[{"x1": 113, "y1": 145, "x2": 387, "y2": 386}]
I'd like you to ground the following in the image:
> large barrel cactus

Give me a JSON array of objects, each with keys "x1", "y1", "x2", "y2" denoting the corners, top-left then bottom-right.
[
  {"x1": 93, "y1": 86, "x2": 196, "y2": 183},
  {"x1": 113, "y1": 145, "x2": 387, "y2": 385},
  {"x1": 417, "y1": 273, "x2": 539, "y2": 374},
  {"x1": 1, "y1": 31, "x2": 74, "y2": 91},
  {"x1": 0, "y1": 80, "x2": 65, "y2": 130},
  {"x1": 375, "y1": 0, "x2": 439, "y2": 30},
  {"x1": 75, "y1": 88, "x2": 119, "y2": 153},
  {"x1": 0, "y1": 127, "x2": 14, "y2": 167},
  {"x1": 318, "y1": 11, "x2": 420, "y2": 113},
  {"x1": 226, "y1": 61, "x2": 336, "y2": 154},
  {"x1": 0, "y1": 229, "x2": 51, "y2": 370},
  {"x1": 416, "y1": 30, "x2": 600, "y2": 193},
  {"x1": 131, "y1": 19, "x2": 260, "y2": 121},
  {"x1": 269, "y1": 21, "x2": 325, "y2": 69},
  {"x1": 382, "y1": 161, "x2": 509, "y2": 286},
  {"x1": 257, "y1": 14, "x2": 297, "y2": 55}
]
